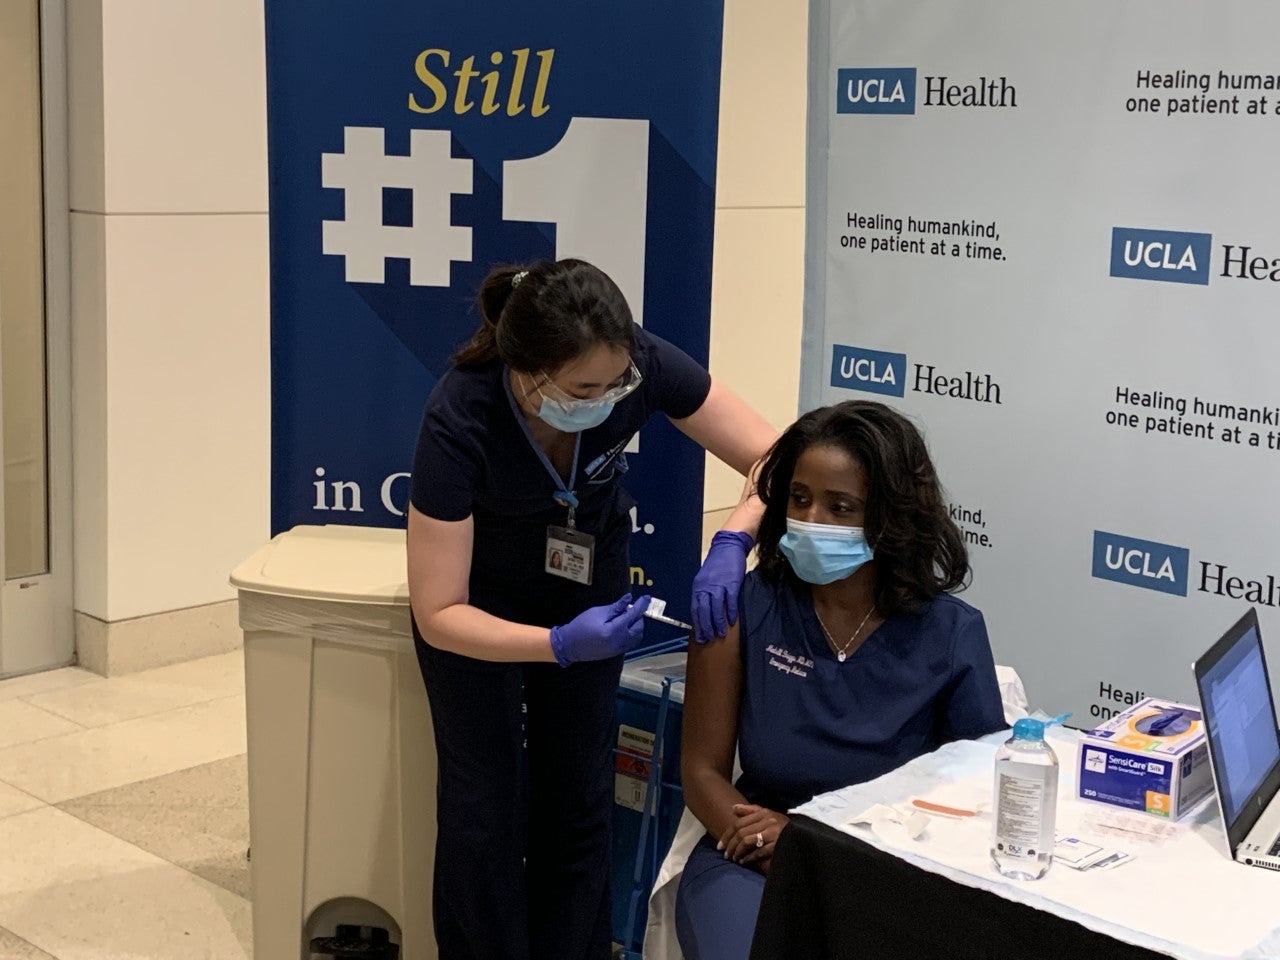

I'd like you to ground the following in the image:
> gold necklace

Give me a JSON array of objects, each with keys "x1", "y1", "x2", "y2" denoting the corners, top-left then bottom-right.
[{"x1": 815, "y1": 604, "x2": 875, "y2": 663}]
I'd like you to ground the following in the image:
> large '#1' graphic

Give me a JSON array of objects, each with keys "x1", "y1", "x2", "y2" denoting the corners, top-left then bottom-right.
[{"x1": 319, "y1": 118, "x2": 650, "y2": 326}]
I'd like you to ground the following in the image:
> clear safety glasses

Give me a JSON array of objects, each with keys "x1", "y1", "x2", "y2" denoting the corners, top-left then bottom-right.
[{"x1": 539, "y1": 359, "x2": 643, "y2": 409}]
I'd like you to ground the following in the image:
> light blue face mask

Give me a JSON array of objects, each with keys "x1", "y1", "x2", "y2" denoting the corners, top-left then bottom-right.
[
  {"x1": 779, "y1": 518, "x2": 874, "y2": 585},
  {"x1": 535, "y1": 394, "x2": 616, "y2": 433}
]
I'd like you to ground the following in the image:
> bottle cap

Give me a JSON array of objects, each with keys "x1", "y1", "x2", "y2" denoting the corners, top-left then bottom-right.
[
  {"x1": 1011, "y1": 712, "x2": 1071, "y2": 741},
  {"x1": 1012, "y1": 718, "x2": 1045, "y2": 740}
]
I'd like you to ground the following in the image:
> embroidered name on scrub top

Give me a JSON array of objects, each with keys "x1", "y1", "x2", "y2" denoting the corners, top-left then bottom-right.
[
  {"x1": 504, "y1": 368, "x2": 596, "y2": 586},
  {"x1": 766, "y1": 644, "x2": 815, "y2": 679}
]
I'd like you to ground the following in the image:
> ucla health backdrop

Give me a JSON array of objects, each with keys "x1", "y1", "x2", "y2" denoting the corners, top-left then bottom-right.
[
  {"x1": 264, "y1": 1, "x2": 724, "y2": 620},
  {"x1": 805, "y1": 1, "x2": 1280, "y2": 723}
]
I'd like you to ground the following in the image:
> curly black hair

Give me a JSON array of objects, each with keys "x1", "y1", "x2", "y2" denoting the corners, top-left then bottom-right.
[{"x1": 755, "y1": 400, "x2": 969, "y2": 616}]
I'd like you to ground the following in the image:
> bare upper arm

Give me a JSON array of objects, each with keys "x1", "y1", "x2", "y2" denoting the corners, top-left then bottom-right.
[
  {"x1": 681, "y1": 619, "x2": 744, "y2": 784},
  {"x1": 671, "y1": 379, "x2": 778, "y2": 476},
  {"x1": 406, "y1": 504, "x2": 473, "y2": 631}
]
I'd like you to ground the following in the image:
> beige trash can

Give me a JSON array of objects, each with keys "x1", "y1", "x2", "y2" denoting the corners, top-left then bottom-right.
[{"x1": 231, "y1": 524, "x2": 437, "y2": 960}]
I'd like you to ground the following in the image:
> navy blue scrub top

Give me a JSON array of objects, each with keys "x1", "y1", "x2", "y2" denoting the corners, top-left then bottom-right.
[
  {"x1": 409, "y1": 325, "x2": 712, "y2": 629},
  {"x1": 734, "y1": 572, "x2": 1007, "y2": 813}
]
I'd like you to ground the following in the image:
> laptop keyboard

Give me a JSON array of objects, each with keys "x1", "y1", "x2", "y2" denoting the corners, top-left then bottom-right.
[{"x1": 1270, "y1": 836, "x2": 1280, "y2": 857}]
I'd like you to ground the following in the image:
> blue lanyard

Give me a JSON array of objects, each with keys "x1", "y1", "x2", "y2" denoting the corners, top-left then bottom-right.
[{"x1": 503, "y1": 367, "x2": 582, "y2": 522}]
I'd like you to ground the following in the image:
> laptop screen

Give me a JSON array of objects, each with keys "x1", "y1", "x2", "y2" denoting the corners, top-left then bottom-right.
[{"x1": 1201, "y1": 624, "x2": 1280, "y2": 826}]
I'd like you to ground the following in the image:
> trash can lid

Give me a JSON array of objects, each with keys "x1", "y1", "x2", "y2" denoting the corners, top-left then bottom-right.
[{"x1": 230, "y1": 525, "x2": 409, "y2": 604}]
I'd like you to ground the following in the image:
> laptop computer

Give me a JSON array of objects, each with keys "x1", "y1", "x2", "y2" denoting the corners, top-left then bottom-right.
[{"x1": 1193, "y1": 607, "x2": 1280, "y2": 871}]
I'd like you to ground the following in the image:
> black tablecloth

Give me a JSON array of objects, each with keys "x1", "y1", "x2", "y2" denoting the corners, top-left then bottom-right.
[{"x1": 749, "y1": 815, "x2": 1174, "y2": 960}]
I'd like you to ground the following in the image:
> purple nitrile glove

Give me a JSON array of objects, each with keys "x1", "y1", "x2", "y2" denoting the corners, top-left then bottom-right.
[
  {"x1": 691, "y1": 530, "x2": 754, "y2": 644},
  {"x1": 549, "y1": 593, "x2": 652, "y2": 666}
]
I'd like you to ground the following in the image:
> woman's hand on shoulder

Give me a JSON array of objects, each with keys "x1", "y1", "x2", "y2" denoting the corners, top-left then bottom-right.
[{"x1": 691, "y1": 530, "x2": 753, "y2": 644}]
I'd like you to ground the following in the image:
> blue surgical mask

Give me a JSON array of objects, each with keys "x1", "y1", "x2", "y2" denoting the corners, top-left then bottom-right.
[
  {"x1": 779, "y1": 518, "x2": 874, "y2": 585},
  {"x1": 535, "y1": 394, "x2": 616, "y2": 433}
]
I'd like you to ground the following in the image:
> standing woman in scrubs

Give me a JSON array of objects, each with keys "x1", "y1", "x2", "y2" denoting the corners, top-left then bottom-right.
[{"x1": 407, "y1": 258, "x2": 775, "y2": 960}]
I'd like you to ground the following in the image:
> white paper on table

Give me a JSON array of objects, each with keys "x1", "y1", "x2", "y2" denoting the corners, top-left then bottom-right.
[{"x1": 846, "y1": 803, "x2": 930, "y2": 844}]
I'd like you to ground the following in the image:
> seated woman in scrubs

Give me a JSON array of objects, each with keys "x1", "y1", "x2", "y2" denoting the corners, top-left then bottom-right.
[{"x1": 676, "y1": 400, "x2": 1006, "y2": 960}]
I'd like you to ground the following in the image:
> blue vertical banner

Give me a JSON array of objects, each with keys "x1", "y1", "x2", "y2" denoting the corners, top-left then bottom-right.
[{"x1": 264, "y1": 1, "x2": 725, "y2": 621}]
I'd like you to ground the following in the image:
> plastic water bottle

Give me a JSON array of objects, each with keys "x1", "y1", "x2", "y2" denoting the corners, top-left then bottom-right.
[{"x1": 991, "y1": 716, "x2": 1063, "y2": 880}]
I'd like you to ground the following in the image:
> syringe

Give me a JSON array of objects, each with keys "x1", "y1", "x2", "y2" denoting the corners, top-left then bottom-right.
[{"x1": 636, "y1": 597, "x2": 693, "y2": 632}]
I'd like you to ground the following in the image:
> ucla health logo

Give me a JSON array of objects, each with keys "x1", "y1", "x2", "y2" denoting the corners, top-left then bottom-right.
[
  {"x1": 837, "y1": 69, "x2": 917, "y2": 115},
  {"x1": 1109, "y1": 228, "x2": 1212, "y2": 286},
  {"x1": 836, "y1": 69, "x2": 1018, "y2": 114},
  {"x1": 1091, "y1": 531, "x2": 1190, "y2": 597},
  {"x1": 830, "y1": 345, "x2": 906, "y2": 397}
]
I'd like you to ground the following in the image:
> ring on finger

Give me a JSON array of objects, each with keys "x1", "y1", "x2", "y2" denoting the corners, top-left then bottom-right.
[{"x1": 755, "y1": 832, "x2": 764, "y2": 848}]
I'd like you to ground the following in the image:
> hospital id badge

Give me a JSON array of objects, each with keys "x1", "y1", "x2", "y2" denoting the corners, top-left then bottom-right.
[{"x1": 546, "y1": 525, "x2": 595, "y2": 585}]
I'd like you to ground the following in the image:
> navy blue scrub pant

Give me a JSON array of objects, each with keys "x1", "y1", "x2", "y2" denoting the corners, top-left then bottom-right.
[
  {"x1": 675, "y1": 835, "x2": 767, "y2": 960},
  {"x1": 415, "y1": 639, "x2": 623, "y2": 960}
]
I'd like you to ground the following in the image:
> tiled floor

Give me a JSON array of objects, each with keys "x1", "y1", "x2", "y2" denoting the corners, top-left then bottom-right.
[{"x1": 0, "y1": 652, "x2": 252, "y2": 960}]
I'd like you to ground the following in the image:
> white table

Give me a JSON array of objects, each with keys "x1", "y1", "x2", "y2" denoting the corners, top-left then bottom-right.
[{"x1": 785, "y1": 730, "x2": 1280, "y2": 960}]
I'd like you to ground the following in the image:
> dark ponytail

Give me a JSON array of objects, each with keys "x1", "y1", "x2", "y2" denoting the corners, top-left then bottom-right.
[
  {"x1": 451, "y1": 259, "x2": 635, "y2": 371},
  {"x1": 452, "y1": 265, "x2": 523, "y2": 367}
]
